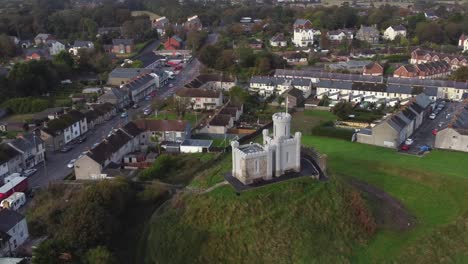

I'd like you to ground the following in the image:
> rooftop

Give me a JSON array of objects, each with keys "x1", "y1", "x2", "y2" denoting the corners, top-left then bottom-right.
[
  {"x1": 181, "y1": 139, "x2": 213, "y2": 148},
  {"x1": 238, "y1": 143, "x2": 265, "y2": 154},
  {"x1": 0, "y1": 209, "x2": 24, "y2": 232}
]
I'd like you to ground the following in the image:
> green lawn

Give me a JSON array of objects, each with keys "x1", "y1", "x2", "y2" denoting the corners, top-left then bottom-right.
[
  {"x1": 302, "y1": 136, "x2": 468, "y2": 263},
  {"x1": 189, "y1": 153, "x2": 231, "y2": 189},
  {"x1": 152, "y1": 111, "x2": 201, "y2": 126},
  {"x1": 291, "y1": 109, "x2": 336, "y2": 134}
]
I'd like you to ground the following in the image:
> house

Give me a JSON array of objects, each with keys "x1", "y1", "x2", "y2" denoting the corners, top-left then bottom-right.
[
  {"x1": 180, "y1": 139, "x2": 213, "y2": 153},
  {"x1": 85, "y1": 103, "x2": 116, "y2": 129},
  {"x1": 134, "y1": 119, "x2": 191, "y2": 143},
  {"x1": 98, "y1": 87, "x2": 131, "y2": 110},
  {"x1": 184, "y1": 74, "x2": 236, "y2": 91},
  {"x1": 327, "y1": 29, "x2": 354, "y2": 43},
  {"x1": 283, "y1": 87, "x2": 306, "y2": 108},
  {"x1": 47, "y1": 40, "x2": 66, "y2": 56},
  {"x1": 202, "y1": 114, "x2": 234, "y2": 134},
  {"x1": 0, "y1": 144, "x2": 22, "y2": 181},
  {"x1": 393, "y1": 61, "x2": 451, "y2": 79},
  {"x1": 74, "y1": 122, "x2": 145, "y2": 180},
  {"x1": 231, "y1": 112, "x2": 301, "y2": 185},
  {"x1": 40, "y1": 110, "x2": 88, "y2": 151},
  {"x1": 270, "y1": 33, "x2": 288, "y2": 47},
  {"x1": 34, "y1": 33, "x2": 54, "y2": 45},
  {"x1": 69, "y1": 40, "x2": 94, "y2": 56},
  {"x1": 110, "y1": 39, "x2": 134, "y2": 54},
  {"x1": 153, "y1": 16, "x2": 170, "y2": 35},
  {"x1": 107, "y1": 68, "x2": 153, "y2": 86},
  {"x1": 249, "y1": 39, "x2": 263, "y2": 49},
  {"x1": 282, "y1": 52, "x2": 308, "y2": 65},
  {"x1": 424, "y1": 11, "x2": 439, "y2": 20},
  {"x1": 7, "y1": 133, "x2": 45, "y2": 170},
  {"x1": 363, "y1": 62, "x2": 384, "y2": 76},
  {"x1": 163, "y1": 35, "x2": 183, "y2": 50},
  {"x1": 458, "y1": 34, "x2": 468, "y2": 52},
  {"x1": 356, "y1": 25, "x2": 379, "y2": 44},
  {"x1": 219, "y1": 102, "x2": 244, "y2": 121},
  {"x1": 435, "y1": 102, "x2": 468, "y2": 152},
  {"x1": 97, "y1": 27, "x2": 121, "y2": 37},
  {"x1": 175, "y1": 88, "x2": 223, "y2": 110},
  {"x1": 184, "y1": 15, "x2": 203, "y2": 31},
  {"x1": 410, "y1": 49, "x2": 468, "y2": 69},
  {"x1": 0, "y1": 209, "x2": 29, "y2": 256},
  {"x1": 249, "y1": 76, "x2": 312, "y2": 98},
  {"x1": 356, "y1": 94, "x2": 432, "y2": 148},
  {"x1": 292, "y1": 19, "x2": 320, "y2": 47},
  {"x1": 329, "y1": 60, "x2": 371, "y2": 73},
  {"x1": 24, "y1": 49, "x2": 50, "y2": 61},
  {"x1": 383, "y1": 25, "x2": 407, "y2": 41},
  {"x1": 121, "y1": 74, "x2": 158, "y2": 103}
]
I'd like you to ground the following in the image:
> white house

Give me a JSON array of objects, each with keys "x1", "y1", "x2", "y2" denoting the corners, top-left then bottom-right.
[
  {"x1": 69, "y1": 40, "x2": 95, "y2": 56},
  {"x1": 0, "y1": 209, "x2": 29, "y2": 256},
  {"x1": 327, "y1": 29, "x2": 354, "y2": 42},
  {"x1": 7, "y1": 134, "x2": 45, "y2": 170},
  {"x1": 383, "y1": 25, "x2": 407, "y2": 41},
  {"x1": 47, "y1": 40, "x2": 66, "y2": 56},
  {"x1": 458, "y1": 34, "x2": 468, "y2": 52},
  {"x1": 270, "y1": 33, "x2": 288, "y2": 47},
  {"x1": 292, "y1": 29, "x2": 320, "y2": 47},
  {"x1": 180, "y1": 139, "x2": 213, "y2": 153},
  {"x1": 175, "y1": 88, "x2": 223, "y2": 110},
  {"x1": 249, "y1": 76, "x2": 312, "y2": 98},
  {"x1": 40, "y1": 110, "x2": 88, "y2": 151}
]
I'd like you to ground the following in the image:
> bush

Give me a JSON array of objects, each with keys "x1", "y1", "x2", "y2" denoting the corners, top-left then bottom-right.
[
  {"x1": 311, "y1": 122, "x2": 354, "y2": 141},
  {"x1": 139, "y1": 155, "x2": 179, "y2": 181},
  {"x1": 2, "y1": 97, "x2": 50, "y2": 114}
]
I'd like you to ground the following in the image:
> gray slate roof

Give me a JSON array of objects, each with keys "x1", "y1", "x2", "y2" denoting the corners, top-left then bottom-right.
[
  {"x1": 0, "y1": 209, "x2": 24, "y2": 232},
  {"x1": 109, "y1": 68, "x2": 152, "y2": 80}
]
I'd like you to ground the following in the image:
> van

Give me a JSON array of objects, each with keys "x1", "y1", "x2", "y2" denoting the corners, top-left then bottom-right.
[{"x1": 1, "y1": 192, "x2": 26, "y2": 211}]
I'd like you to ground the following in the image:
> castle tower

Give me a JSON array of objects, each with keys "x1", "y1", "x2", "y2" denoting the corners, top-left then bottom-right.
[{"x1": 272, "y1": 112, "x2": 292, "y2": 140}]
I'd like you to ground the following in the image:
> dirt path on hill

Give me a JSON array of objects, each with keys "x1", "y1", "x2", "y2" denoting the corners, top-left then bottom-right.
[{"x1": 349, "y1": 178, "x2": 417, "y2": 231}]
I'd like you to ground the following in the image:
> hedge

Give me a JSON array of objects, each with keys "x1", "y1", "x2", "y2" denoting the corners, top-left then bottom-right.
[{"x1": 311, "y1": 122, "x2": 354, "y2": 141}]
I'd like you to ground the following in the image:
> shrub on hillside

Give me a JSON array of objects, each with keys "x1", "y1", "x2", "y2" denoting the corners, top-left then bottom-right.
[
  {"x1": 2, "y1": 97, "x2": 50, "y2": 114},
  {"x1": 311, "y1": 121, "x2": 354, "y2": 141}
]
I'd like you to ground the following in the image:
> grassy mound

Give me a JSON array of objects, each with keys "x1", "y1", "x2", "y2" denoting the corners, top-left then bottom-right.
[
  {"x1": 302, "y1": 136, "x2": 468, "y2": 262},
  {"x1": 144, "y1": 178, "x2": 375, "y2": 263}
]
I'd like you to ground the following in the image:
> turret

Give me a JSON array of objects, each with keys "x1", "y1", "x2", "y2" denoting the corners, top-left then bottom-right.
[{"x1": 272, "y1": 112, "x2": 292, "y2": 139}]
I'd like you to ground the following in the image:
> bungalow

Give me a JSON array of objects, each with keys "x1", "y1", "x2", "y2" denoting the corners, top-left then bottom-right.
[
  {"x1": 164, "y1": 35, "x2": 183, "y2": 50},
  {"x1": 74, "y1": 122, "x2": 145, "y2": 180},
  {"x1": 40, "y1": 110, "x2": 88, "y2": 151},
  {"x1": 201, "y1": 114, "x2": 234, "y2": 134},
  {"x1": 69, "y1": 40, "x2": 95, "y2": 56},
  {"x1": 327, "y1": 29, "x2": 354, "y2": 43},
  {"x1": 282, "y1": 52, "x2": 308, "y2": 65},
  {"x1": 362, "y1": 62, "x2": 384, "y2": 76},
  {"x1": 175, "y1": 88, "x2": 223, "y2": 110},
  {"x1": 0, "y1": 209, "x2": 29, "y2": 256},
  {"x1": 270, "y1": 33, "x2": 288, "y2": 47}
]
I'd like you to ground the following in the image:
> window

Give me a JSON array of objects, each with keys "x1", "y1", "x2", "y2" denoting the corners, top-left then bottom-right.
[
  {"x1": 255, "y1": 160, "x2": 259, "y2": 173},
  {"x1": 286, "y1": 152, "x2": 289, "y2": 162}
]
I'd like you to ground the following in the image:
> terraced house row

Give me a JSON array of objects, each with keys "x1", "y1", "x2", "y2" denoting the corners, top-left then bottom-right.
[
  {"x1": 410, "y1": 49, "x2": 468, "y2": 69},
  {"x1": 393, "y1": 61, "x2": 451, "y2": 79}
]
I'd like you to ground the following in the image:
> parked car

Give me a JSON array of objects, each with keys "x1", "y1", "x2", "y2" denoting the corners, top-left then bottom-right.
[
  {"x1": 67, "y1": 159, "x2": 76, "y2": 169},
  {"x1": 429, "y1": 113, "x2": 436, "y2": 120},
  {"x1": 401, "y1": 144, "x2": 410, "y2": 151},
  {"x1": 405, "y1": 138, "x2": 414, "y2": 145},
  {"x1": 132, "y1": 103, "x2": 139, "y2": 109},
  {"x1": 60, "y1": 145, "x2": 73, "y2": 153},
  {"x1": 77, "y1": 135, "x2": 87, "y2": 144},
  {"x1": 121, "y1": 112, "x2": 128, "y2": 118},
  {"x1": 432, "y1": 129, "x2": 438, "y2": 136},
  {"x1": 21, "y1": 168, "x2": 37, "y2": 178},
  {"x1": 144, "y1": 108, "x2": 152, "y2": 115},
  {"x1": 145, "y1": 96, "x2": 151, "y2": 101}
]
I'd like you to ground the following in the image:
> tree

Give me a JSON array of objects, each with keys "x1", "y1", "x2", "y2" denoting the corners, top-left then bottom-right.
[
  {"x1": 0, "y1": 34, "x2": 16, "y2": 60},
  {"x1": 186, "y1": 31, "x2": 207, "y2": 51},
  {"x1": 198, "y1": 45, "x2": 221, "y2": 68},
  {"x1": 451, "y1": 66, "x2": 468, "y2": 81},
  {"x1": 415, "y1": 22, "x2": 444, "y2": 44},
  {"x1": 85, "y1": 246, "x2": 116, "y2": 264},
  {"x1": 332, "y1": 101, "x2": 354, "y2": 120}
]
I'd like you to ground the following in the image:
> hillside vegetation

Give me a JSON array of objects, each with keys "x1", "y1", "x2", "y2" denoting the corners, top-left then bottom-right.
[{"x1": 144, "y1": 178, "x2": 375, "y2": 263}]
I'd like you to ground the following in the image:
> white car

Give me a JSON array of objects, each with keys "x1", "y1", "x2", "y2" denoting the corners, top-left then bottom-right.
[
  {"x1": 429, "y1": 113, "x2": 436, "y2": 120},
  {"x1": 67, "y1": 159, "x2": 76, "y2": 169},
  {"x1": 144, "y1": 109, "x2": 152, "y2": 115},
  {"x1": 405, "y1": 138, "x2": 414, "y2": 145},
  {"x1": 21, "y1": 168, "x2": 38, "y2": 177}
]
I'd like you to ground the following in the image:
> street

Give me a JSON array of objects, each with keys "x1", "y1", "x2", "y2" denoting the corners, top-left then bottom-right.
[{"x1": 27, "y1": 33, "x2": 217, "y2": 189}]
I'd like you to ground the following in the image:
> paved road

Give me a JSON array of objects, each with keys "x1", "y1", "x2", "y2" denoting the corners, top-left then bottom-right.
[{"x1": 28, "y1": 33, "x2": 218, "y2": 189}]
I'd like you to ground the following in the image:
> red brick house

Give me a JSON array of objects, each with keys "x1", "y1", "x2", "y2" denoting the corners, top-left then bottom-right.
[
  {"x1": 293, "y1": 19, "x2": 312, "y2": 30},
  {"x1": 362, "y1": 62, "x2": 383, "y2": 76},
  {"x1": 164, "y1": 36, "x2": 183, "y2": 50},
  {"x1": 410, "y1": 49, "x2": 468, "y2": 69},
  {"x1": 111, "y1": 39, "x2": 134, "y2": 54},
  {"x1": 393, "y1": 61, "x2": 451, "y2": 79}
]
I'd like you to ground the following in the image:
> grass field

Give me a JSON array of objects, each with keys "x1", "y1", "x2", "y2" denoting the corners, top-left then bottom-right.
[
  {"x1": 152, "y1": 111, "x2": 201, "y2": 126},
  {"x1": 291, "y1": 110, "x2": 336, "y2": 134},
  {"x1": 189, "y1": 153, "x2": 231, "y2": 189},
  {"x1": 302, "y1": 136, "x2": 468, "y2": 263}
]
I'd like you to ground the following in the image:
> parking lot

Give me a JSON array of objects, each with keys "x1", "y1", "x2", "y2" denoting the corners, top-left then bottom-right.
[{"x1": 403, "y1": 101, "x2": 458, "y2": 155}]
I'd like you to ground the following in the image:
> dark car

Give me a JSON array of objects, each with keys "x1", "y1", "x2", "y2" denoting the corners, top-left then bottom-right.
[
  {"x1": 77, "y1": 135, "x2": 87, "y2": 144},
  {"x1": 60, "y1": 145, "x2": 73, "y2": 153}
]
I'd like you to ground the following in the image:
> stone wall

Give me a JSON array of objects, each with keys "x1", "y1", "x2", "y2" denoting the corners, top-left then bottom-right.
[{"x1": 301, "y1": 146, "x2": 327, "y2": 179}]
